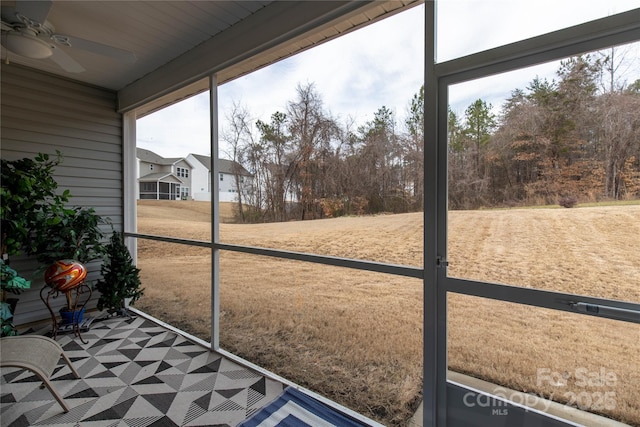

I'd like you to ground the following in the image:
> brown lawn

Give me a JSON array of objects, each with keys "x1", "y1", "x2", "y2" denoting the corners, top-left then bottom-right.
[{"x1": 135, "y1": 200, "x2": 640, "y2": 426}]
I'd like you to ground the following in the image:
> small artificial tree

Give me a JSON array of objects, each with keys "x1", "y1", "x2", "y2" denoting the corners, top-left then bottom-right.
[{"x1": 95, "y1": 231, "x2": 144, "y2": 317}]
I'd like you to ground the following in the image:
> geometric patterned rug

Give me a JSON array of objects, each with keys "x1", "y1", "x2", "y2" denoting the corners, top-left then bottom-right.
[
  {"x1": 239, "y1": 387, "x2": 370, "y2": 427},
  {"x1": 1, "y1": 315, "x2": 284, "y2": 427}
]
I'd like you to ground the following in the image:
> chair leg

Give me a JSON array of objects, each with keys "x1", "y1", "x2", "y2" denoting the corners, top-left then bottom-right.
[
  {"x1": 60, "y1": 352, "x2": 80, "y2": 379},
  {"x1": 38, "y1": 374, "x2": 71, "y2": 413}
]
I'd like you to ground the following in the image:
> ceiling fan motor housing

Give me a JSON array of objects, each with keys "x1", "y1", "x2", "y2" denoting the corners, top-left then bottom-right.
[{"x1": 5, "y1": 29, "x2": 53, "y2": 58}]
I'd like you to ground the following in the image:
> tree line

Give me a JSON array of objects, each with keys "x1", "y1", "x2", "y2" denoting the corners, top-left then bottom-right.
[{"x1": 223, "y1": 49, "x2": 640, "y2": 222}]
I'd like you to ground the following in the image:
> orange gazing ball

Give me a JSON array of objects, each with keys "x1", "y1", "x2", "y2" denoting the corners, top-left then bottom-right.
[{"x1": 44, "y1": 260, "x2": 87, "y2": 292}]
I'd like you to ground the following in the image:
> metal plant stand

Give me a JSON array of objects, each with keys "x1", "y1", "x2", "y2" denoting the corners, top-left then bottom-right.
[{"x1": 40, "y1": 283, "x2": 93, "y2": 344}]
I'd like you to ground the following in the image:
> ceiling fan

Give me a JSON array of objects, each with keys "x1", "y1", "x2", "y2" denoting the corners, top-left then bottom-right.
[{"x1": 1, "y1": 0, "x2": 136, "y2": 73}]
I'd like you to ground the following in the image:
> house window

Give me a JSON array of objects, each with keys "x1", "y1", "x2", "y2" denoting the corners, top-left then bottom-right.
[
  {"x1": 180, "y1": 187, "x2": 189, "y2": 199},
  {"x1": 140, "y1": 182, "x2": 155, "y2": 192},
  {"x1": 149, "y1": 164, "x2": 154, "y2": 171},
  {"x1": 176, "y1": 167, "x2": 189, "y2": 178},
  {"x1": 219, "y1": 173, "x2": 224, "y2": 181}
]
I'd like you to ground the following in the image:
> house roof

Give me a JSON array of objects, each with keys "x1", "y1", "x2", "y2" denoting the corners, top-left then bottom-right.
[
  {"x1": 190, "y1": 154, "x2": 253, "y2": 177},
  {"x1": 190, "y1": 154, "x2": 211, "y2": 170},
  {"x1": 221, "y1": 159, "x2": 252, "y2": 177},
  {"x1": 137, "y1": 147, "x2": 180, "y2": 165},
  {"x1": 138, "y1": 172, "x2": 183, "y2": 184},
  {"x1": 137, "y1": 148, "x2": 193, "y2": 167},
  {"x1": 137, "y1": 148, "x2": 248, "y2": 176}
]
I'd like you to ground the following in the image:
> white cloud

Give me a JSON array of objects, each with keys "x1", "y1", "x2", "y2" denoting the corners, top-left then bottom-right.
[
  {"x1": 219, "y1": 4, "x2": 425, "y2": 127},
  {"x1": 436, "y1": 0, "x2": 639, "y2": 61},
  {"x1": 137, "y1": 92, "x2": 211, "y2": 158}
]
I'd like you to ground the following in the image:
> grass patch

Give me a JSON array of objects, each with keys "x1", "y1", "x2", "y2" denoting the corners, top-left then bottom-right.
[{"x1": 134, "y1": 200, "x2": 640, "y2": 426}]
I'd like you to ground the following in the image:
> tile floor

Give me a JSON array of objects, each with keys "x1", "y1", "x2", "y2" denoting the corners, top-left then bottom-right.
[{"x1": 1, "y1": 315, "x2": 284, "y2": 427}]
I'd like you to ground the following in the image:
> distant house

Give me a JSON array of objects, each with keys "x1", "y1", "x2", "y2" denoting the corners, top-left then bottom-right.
[
  {"x1": 136, "y1": 148, "x2": 252, "y2": 202},
  {"x1": 137, "y1": 148, "x2": 193, "y2": 200},
  {"x1": 186, "y1": 153, "x2": 253, "y2": 202}
]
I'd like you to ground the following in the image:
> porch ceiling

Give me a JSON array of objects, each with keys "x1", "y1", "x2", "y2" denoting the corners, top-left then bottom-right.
[{"x1": 1, "y1": 1, "x2": 419, "y2": 114}]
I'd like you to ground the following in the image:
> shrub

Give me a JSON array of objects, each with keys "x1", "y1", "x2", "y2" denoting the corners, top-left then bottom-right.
[
  {"x1": 319, "y1": 197, "x2": 345, "y2": 218},
  {"x1": 559, "y1": 195, "x2": 578, "y2": 208}
]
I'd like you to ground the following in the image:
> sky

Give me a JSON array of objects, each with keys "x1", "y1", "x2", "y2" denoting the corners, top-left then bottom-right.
[{"x1": 137, "y1": 1, "x2": 639, "y2": 159}]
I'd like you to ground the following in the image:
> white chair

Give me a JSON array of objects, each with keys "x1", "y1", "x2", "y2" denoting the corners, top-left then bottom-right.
[{"x1": 0, "y1": 335, "x2": 80, "y2": 412}]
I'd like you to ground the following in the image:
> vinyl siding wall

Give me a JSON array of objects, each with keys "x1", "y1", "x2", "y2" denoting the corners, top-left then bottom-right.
[
  {"x1": 1, "y1": 64, "x2": 123, "y2": 327},
  {"x1": 186, "y1": 154, "x2": 210, "y2": 201}
]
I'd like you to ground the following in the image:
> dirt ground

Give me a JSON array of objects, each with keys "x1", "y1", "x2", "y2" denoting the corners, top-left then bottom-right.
[{"x1": 135, "y1": 201, "x2": 640, "y2": 426}]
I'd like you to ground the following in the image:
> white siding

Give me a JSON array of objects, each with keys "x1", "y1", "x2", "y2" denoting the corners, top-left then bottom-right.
[
  {"x1": 139, "y1": 159, "x2": 158, "y2": 178},
  {"x1": 186, "y1": 154, "x2": 210, "y2": 201},
  {"x1": 173, "y1": 159, "x2": 192, "y2": 198},
  {"x1": 1, "y1": 64, "x2": 123, "y2": 326},
  {"x1": 218, "y1": 172, "x2": 242, "y2": 202}
]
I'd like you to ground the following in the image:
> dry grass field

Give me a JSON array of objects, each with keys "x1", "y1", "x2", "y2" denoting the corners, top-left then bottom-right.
[{"x1": 135, "y1": 200, "x2": 640, "y2": 426}]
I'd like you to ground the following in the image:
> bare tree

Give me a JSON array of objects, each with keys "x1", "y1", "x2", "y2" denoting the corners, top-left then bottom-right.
[
  {"x1": 404, "y1": 85, "x2": 424, "y2": 210},
  {"x1": 598, "y1": 91, "x2": 640, "y2": 198},
  {"x1": 597, "y1": 45, "x2": 635, "y2": 94},
  {"x1": 287, "y1": 83, "x2": 339, "y2": 219},
  {"x1": 222, "y1": 102, "x2": 254, "y2": 222}
]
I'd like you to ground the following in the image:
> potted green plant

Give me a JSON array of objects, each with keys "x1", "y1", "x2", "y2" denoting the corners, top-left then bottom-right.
[
  {"x1": 0, "y1": 260, "x2": 31, "y2": 336},
  {"x1": 34, "y1": 206, "x2": 106, "y2": 324},
  {"x1": 1, "y1": 151, "x2": 108, "y2": 330},
  {"x1": 0, "y1": 152, "x2": 70, "y2": 335},
  {"x1": 33, "y1": 206, "x2": 106, "y2": 266},
  {"x1": 95, "y1": 231, "x2": 144, "y2": 317}
]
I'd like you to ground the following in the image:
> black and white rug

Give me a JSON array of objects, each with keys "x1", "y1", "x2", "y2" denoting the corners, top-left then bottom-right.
[{"x1": 1, "y1": 316, "x2": 284, "y2": 427}]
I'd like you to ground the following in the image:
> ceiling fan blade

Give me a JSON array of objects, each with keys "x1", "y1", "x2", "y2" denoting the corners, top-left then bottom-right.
[
  {"x1": 1, "y1": 20, "x2": 14, "y2": 31},
  {"x1": 13, "y1": 0, "x2": 51, "y2": 25},
  {"x1": 57, "y1": 35, "x2": 137, "y2": 63},
  {"x1": 50, "y1": 46, "x2": 85, "y2": 73}
]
